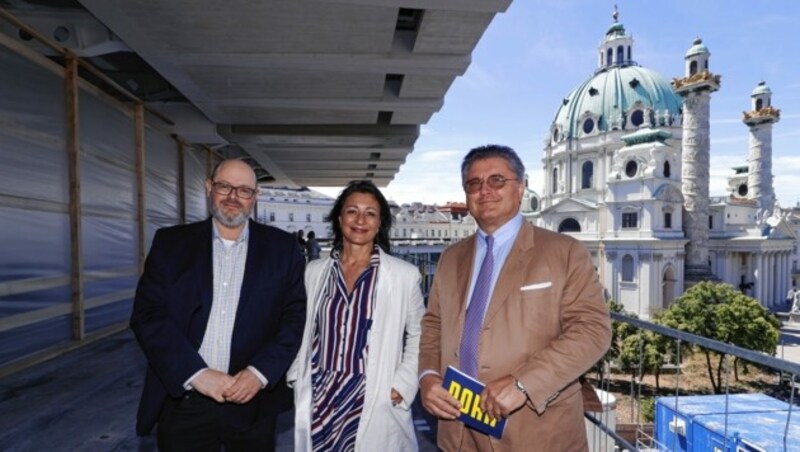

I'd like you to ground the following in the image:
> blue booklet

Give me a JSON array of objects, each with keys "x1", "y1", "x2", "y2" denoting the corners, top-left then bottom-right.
[{"x1": 441, "y1": 366, "x2": 507, "y2": 439}]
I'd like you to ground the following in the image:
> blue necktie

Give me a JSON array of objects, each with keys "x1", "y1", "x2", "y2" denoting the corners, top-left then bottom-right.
[{"x1": 459, "y1": 235, "x2": 494, "y2": 377}]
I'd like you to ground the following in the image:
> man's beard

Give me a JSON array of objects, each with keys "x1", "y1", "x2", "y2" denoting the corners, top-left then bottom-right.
[{"x1": 209, "y1": 198, "x2": 252, "y2": 228}]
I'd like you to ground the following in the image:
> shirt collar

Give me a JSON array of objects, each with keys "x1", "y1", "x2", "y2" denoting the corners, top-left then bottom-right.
[
  {"x1": 331, "y1": 244, "x2": 381, "y2": 268},
  {"x1": 212, "y1": 219, "x2": 250, "y2": 244},
  {"x1": 477, "y1": 213, "x2": 523, "y2": 246}
]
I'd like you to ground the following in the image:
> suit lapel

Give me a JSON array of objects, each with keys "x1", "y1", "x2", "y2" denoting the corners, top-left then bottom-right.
[
  {"x1": 483, "y1": 223, "x2": 535, "y2": 327},
  {"x1": 237, "y1": 220, "x2": 262, "y2": 316},
  {"x1": 189, "y1": 219, "x2": 214, "y2": 345},
  {"x1": 456, "y1": 235, "x2": 477, "y2": 318}
]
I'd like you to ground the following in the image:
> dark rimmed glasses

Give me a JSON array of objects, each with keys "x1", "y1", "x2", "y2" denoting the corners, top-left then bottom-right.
[
  {"x1": 463, "y1": 174, "x2": 518, "y2": 194},
  {"x1": 211, "y1": 181, "x2": 257, "y2": 199}
]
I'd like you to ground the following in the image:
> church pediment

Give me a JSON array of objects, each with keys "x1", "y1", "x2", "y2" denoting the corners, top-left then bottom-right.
[
  {"x1": 765, "y1": 216, "x2": 796, "y2": 240},
  {"x1": 653, "y1": 183, "x2": 684, "y2": 203},
  {"x1": 540, "y1": 197, "x2": 598, "y2": 215}
]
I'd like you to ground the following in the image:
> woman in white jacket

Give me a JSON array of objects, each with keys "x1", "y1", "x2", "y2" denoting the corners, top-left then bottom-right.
[{"x1": 288, "y1": 180, "x2": 425, "y2": 451}]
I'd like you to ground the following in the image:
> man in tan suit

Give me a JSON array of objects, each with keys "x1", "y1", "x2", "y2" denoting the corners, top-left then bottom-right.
[{"x1": 419, "y1": 144, "x2": 612, "y2": 451}]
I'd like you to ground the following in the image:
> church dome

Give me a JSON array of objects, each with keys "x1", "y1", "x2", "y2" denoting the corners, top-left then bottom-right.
[
  {"x1": 752, "y1": 81, "x2": 771, "y2": 96},
  {"x1": 552, "y1": 65, "x2": 683, "y2": 140},
  {"x1": 685, "y1": 37, "x2": 709, "y2": 58}
]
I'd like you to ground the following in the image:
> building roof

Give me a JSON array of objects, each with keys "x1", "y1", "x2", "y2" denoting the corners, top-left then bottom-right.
[
  {"x1": 2, "y1": 0, "x2": 511, "y2": 187},
  {"x1": 685, "y1": 37, "x2": 710, "y2": 58},
  {"x1": 552, "y1": 64, "x2": 682, "y2": 139}
]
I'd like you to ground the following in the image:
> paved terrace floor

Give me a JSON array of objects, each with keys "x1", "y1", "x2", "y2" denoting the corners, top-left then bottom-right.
[
  {"x1": 0, "y1": 330, "x2": 439, "y2": 451},
  {"x1": 2, "y1": 320, "x2": 800, "y2": 451}
]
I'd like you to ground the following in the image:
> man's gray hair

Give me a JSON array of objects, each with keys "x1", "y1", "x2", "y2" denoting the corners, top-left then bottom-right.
[{"x1": 460, "y1": 144, "x2": 525, "y2": 183}]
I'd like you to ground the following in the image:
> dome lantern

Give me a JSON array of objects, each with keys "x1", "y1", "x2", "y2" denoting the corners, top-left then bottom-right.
[
  {"x1": 597, "y1": 5, "x2": 633, "y2": 71},
  {"x1": 684, "y1": 37, "x2": 710, "y2": 77}
]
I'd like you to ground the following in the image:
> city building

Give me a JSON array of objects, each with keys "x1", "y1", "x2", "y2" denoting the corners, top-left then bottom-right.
[
  {"x1": 391, "y1": 202, "x2": 475, "y2": 242},
  {"x1": 257, "y1": 187, "x2": 475, "y2": 244},
  {"x1": 256, "y1": 186, "x2": 335, "y2": 238},
  {"x1": 531, "y1": 11, "x2": 796, "y2": 318}
]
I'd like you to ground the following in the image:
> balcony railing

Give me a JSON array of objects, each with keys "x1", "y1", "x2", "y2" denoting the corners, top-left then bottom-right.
[{"x1": 584, "y1": 312, "x2": 799, "y2": 451}]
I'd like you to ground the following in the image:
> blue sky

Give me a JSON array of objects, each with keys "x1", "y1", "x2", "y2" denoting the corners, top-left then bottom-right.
[{"x1": 318, "y1": 1, "x2": 800, "y2": 207}]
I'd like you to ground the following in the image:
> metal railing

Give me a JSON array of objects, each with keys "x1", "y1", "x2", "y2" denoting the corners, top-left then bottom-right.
[{"x1": 584, "y1": 312, "x2": 799, "y2": 451}]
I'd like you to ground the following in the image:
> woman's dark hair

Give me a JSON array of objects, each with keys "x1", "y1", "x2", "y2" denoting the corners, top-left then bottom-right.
[{"x1": 326, "y1": 180, "x2": 392, "y2": 253}]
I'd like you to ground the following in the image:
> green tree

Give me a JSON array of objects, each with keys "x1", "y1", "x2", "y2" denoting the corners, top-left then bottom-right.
[
  {"x1": 593, "y1": 300, "x2": 638, "y2": 379},
  {"x1": 658, "y1": 281, "x2": 780, "y2": 393},
  {"x1": 617, "y1": 329, "x2": 668, "y2": 391}
]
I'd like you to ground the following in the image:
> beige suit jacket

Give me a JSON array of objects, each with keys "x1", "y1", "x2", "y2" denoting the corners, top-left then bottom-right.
[{"x1": 419, "y1": 222, "x2": 611, "y2": 451}]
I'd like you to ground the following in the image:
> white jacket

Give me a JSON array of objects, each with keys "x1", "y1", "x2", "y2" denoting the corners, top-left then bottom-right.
[{"x1": 288, "y1": 249, "x2": 425, "y2": 451}]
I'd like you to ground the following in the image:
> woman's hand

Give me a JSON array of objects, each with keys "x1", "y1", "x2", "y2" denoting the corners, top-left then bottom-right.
[{"x1": 390, "y1": 388, "x2": 403, "y2": 406}]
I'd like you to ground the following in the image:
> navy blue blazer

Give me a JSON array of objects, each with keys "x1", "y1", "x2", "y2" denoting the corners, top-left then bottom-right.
[{"x1": 130, "y1": 218, "x2": 306, "y2": 435}]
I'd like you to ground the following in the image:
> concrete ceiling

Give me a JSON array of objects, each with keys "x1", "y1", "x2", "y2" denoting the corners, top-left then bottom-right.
[{"x1": 1, "y1": 0, "x2": 511, "y2": 186}]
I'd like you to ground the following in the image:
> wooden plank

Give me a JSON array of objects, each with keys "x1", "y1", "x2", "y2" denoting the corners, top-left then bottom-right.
[
  {"x1": 176, "y1": 137, "x2": 187, "y2": 224},
  {"x1": 0, "y1": 289, "x2": 134, "y2": 334},
  {"x1": 65, "y1": 53, "x2": 84, "y2": 341},
  {"x1": 0, "y1": 266, "x2": 136, "y2": 298},
  {"x1": 134, "y1": 104, "x2": 146, "y2": 275}
]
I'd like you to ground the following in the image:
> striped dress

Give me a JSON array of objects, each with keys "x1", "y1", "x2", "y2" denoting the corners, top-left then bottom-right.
[{"x1": 309, "y1": 246, "x2": 380, "y2": 451}]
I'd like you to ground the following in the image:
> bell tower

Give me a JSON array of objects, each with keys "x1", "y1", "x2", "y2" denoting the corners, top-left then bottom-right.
[{"x1": 672, "y1": 38, "x2": 721, "y2": 285}]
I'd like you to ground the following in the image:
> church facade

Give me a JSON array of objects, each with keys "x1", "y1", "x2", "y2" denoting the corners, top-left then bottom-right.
[{"x1": 524, "y1": 14, "x2": 795, "y2": 319}]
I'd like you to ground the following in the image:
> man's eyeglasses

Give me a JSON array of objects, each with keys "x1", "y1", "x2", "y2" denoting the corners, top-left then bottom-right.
[
  {"x1": 463, "y1": 174, "x2": 518, "y2": 194},
  {"x1": 211, "y1": 181, "x2": 257, "y2": 199}
]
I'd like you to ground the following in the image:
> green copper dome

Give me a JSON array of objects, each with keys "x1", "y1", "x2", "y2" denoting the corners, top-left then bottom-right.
[
  {"x1": 752, "y1": 81, "x2": 771, "y2": 96},
  {"x1": 685, "y1": 37, "x2": 709, "y2": 58},
  {"x1": 552, "y1": 65, "x2": 682, "y2": 139}
]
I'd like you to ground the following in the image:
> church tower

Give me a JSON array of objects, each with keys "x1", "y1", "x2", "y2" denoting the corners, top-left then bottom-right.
[
  {"x1": 672, "y1": 38, "x2": 721, "y2": 284},
  {"x1": 743, "y1": 81, "x2": 780, "y2": 218}
]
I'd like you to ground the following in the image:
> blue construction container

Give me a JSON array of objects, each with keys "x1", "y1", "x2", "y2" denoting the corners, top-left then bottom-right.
[
  {"x1": 655, "y1": 393, "x2": 790, "y2": 451},
  {"x1": 691, "y1": 410, "x2": 800, "y2": 451}
]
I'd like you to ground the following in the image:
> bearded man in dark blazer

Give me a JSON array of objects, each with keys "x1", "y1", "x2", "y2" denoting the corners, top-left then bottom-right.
[{"x1": 131, "y1": 158, "x2": 306, "y2": 451}]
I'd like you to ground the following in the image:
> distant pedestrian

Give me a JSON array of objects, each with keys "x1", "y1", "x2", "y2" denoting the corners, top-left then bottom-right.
[{"x1": 305, "y1": 230, "x2": 321, "y2": 261}]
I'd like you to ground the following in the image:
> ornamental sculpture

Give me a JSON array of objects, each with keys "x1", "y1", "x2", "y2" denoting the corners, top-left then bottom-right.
[
  {"x1": 672, "y1": 69, "x2": 722, "y2": 90},
  {"x1": 742, "y1": 106, "x2": 781, "y2": 121}
]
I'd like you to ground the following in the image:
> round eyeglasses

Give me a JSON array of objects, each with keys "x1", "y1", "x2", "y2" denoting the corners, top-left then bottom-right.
[{"x1": 463, "y1": 174, "x2": 518, "y2": 194}]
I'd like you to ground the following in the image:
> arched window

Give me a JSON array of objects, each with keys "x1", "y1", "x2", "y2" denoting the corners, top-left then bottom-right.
[
  {"x1": 756, "y1": 98, "x2": 763, "y2": 111},
  {"x1": 606, "y1": 48, "x2": 613, "y2": 66},
  {"x1": 627, "y1": 46, "x2": 631, "y2": 61},
  {"x1": 622, "y1": 255, "x2": 634, "y2": 282},
  {"x1": 689, "y1": 60, "x2": 698, "y2": 76},
  {"x1": 552, "y1": 168, "x2": 558, "y2": 194},
  {"x1": 625, "y1": 160, "x2": 638, "y2": 178},
  {"x1": 617, "y1": 45, "x2": 624, "y2": 64},
  {"x1": 630, "y1": 109, "x2": 644, "y2": 127},
  {"x1": 558, "y1": 218, "x2": 581, "y2": 233},
  {"x1": 553, "y1": 128, "x2": 559, "y2": 142},
  {"x1": 582, "y1": 161, "x2": 594, "y2": 189},
  {"x1": 664, "y1": 161, "x2": 671, "y2": 178}
]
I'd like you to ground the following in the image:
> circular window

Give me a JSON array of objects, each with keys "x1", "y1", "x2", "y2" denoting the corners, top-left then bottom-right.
[
  {"x1": 530, "y1": 197, "x2": 539, "y2": 212},
  {"x1": 737, "y1": 184, "x2": 748, "y2": 197},
  {"x1": 625, "y1": 160, "x2": 638, "y2": 178},
  {"x1": 583, "y1": 118, "x2": 594, "y2": 134},
  {"x1": 630, "y1": 110, "x2": 644, "y2": 127}
]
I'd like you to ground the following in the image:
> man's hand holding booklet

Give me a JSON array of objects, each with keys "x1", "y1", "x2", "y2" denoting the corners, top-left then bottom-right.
[{"x1": 441, "y1": 366, "x2": 507, "y2": 439}]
